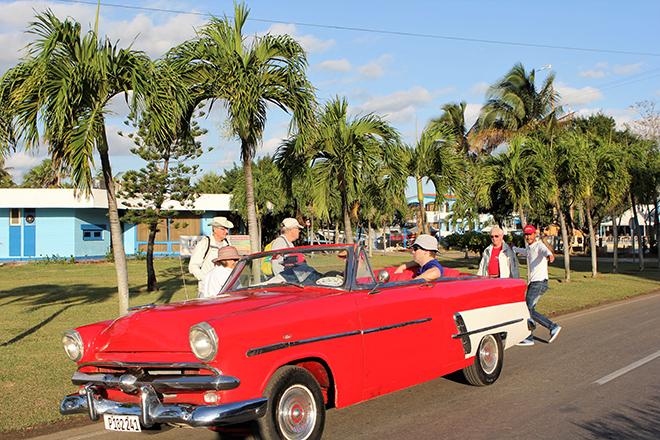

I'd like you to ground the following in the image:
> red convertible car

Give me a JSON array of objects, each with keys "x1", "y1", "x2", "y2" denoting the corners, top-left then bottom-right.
[{"x1": 60, "y1": 244, "x2": 531, "y2": 439}]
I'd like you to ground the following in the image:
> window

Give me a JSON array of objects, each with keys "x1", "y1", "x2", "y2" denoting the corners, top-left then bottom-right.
[
  {"x1": 10, "y1": 208, "x2": 21, "y2": 225},
  {"x1": 426, "y1": 203, "x2": 436, "y2": 212},
  {"x1": 81, "y1": 224, "x2": 105, "y2": 241},
  {"x1": 355, "y1": 250, "x2": 376, "y2": 288}
]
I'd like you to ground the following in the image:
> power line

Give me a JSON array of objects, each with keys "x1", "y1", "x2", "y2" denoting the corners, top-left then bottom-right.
[{"x1": 36, "y1": 0, "x2": 660, "y2": 57}]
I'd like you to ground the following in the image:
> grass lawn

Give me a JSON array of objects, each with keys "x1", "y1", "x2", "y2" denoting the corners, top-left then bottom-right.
[{"x1": 0, "y1": 252, "x2": 658, "y2": 433}]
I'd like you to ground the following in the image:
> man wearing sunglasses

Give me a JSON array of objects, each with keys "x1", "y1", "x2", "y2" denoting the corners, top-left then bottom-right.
[
  {"x1": 513, "y1": 225, "x2": 561, "y2": 346},
  {"x1": 477, "y1": 226, "x2": 519, "y2": 279},
  {"x1": 394, "y1": 234, "x2": 444, "y2": 281}
]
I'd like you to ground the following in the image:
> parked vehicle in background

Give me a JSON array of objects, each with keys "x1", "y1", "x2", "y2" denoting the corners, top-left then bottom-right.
[{"x1": 59, "y1": 244, "x2": 531, "y2": 439}]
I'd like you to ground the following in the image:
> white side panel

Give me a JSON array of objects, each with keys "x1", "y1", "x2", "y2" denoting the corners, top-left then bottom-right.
[{"x1": 457, "y1": 302, "x2": 531, "y2": 358}]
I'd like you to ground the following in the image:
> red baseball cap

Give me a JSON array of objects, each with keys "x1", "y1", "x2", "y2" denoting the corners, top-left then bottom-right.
[{"x1": 523, "y1": 225, "x2": 537, "y2": 235}]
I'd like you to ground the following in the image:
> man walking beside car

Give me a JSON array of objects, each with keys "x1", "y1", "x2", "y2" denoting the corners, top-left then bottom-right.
[
  {"x1": 189, "y1": 216, "x2": 233, "y2": 293},
  {"x1": 477, "y1": 226, "x2": 520, "y2": 279},
  {"x1": 514, "y1": 225, "x2": 561, "y2": 346}
]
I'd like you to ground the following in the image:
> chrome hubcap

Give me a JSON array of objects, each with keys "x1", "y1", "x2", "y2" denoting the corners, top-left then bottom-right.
[
  {"x1": 480, "y1": 335, "x2": 499, "y2": 374},
  {"x1": 277, "y1": 384, "x2": 317, "y2": 440}
]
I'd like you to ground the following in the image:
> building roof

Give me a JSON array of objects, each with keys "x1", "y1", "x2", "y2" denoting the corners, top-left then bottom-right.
[{"x1": 0, "y1": 188, "x2": 231, "y2": 211}]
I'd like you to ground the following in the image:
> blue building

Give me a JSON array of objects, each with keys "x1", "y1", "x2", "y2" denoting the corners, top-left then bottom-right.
[{"x1": 0, "y1": 189, "x2": 232, "y2": 261}]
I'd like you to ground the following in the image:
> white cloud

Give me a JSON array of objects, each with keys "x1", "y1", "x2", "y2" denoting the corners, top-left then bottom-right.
[
  {"x1": 357, "y1": 54, "x2": 392, "y2": 79},
  {"x1": 612, "y1": 62, "x2": 643, "y2": 76},
  {"x1": 356, "y1": 86, "x2": 435, "y2": 115},
  {"x1": 556, "y1": 82, "x2": 603, "y2": 106},
  {"x1": 572, "y1": 107, "x2": 636, "y2": 130},
  {"x1": 265, "y1": 23, "x2": 334, "y2": 54},
  {"x1": 579, "y1": 69, "x2": 606, "y2": 79},
  {"x1": 260, "y1": 136, "x2": 285, "y2": 156},
  {"x1": 470, "y1": 81, "x2": 489, "y2": 96},
  {"x1": 316, "y1": 58, "x2": 352, "y2": 72},
  {"x1": 0, "y1": 1, "x2": 205, "y2": 70},
  {"x1": 464, "y1": 103, "x2": 483, "y2": 128},
  {"x1": 5, "y1": 151, "x2": 47, "y2": 181},
  {"x1": 107, "y1": 125, "x2": 136, "y2": 157}
]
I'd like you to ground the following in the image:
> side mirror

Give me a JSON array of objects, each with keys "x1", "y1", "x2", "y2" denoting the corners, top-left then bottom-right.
[{"x1": 377, "y1": 270, "x2": 390, "y2": 284}]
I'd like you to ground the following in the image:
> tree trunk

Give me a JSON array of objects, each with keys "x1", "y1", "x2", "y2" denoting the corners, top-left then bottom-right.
[
  {"x1": 556, "y1": 201, "x2": 571, "y2": 282},
  {"x1": 655, "y1": 194, "x2": 659, "y2": 269},
  {"x1": 416, "y1": 175, "x2": 426, "y2": 234},
  {"x1": 334, "y1": 222, "x2": 340, "y2": 244},
  {"x1": 146, "y1": 222, "x2": 158, "y2": 291},
  {"x1": 341, "y1": 184, "x2": 353, "y2": 244},
  {"x1": 518, "y1": 207, "x2": 528, "y2": 229},
  {"x1": 586, "y1": 206, "x2": 597, "y2": 278},
  {"x1": 630, "y1": 192, "x2": 645, "y2": 270},
  {"x1": 98, "y1": 134, "x2": 130, "y2": 316},
  {"x1": 368, "y1": 219, "x2": 373, "y2": 257},
  {"x1": 612, "y1": 211, "x2": 619, "y2": 273},
  {"x1": 242, "y1": 143, "x2": 260, "y2": 254}
]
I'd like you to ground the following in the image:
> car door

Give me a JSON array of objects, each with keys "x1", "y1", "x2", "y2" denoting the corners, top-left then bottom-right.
[{"x1": 352, "y1": 250, "x2": 447, "y2": 399}]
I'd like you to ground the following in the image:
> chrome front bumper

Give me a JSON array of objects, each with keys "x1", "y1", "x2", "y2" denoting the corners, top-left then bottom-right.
[{"x1": 60, "y1": 384, "x2": 267, "y2": 427}]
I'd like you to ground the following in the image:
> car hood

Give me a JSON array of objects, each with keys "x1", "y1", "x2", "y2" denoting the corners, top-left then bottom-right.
[{"x1": 91, "y1": 289, "x2": 310, "y2": 354}]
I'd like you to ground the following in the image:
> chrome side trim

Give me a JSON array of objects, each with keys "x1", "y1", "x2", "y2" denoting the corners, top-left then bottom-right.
[
  {"x1": 246, "y1": 317, "x2": 432, "y2": 357},
  {"x1": 451, "y1": 318, "x2": 523, "y2": 339},
  {"x1": 60, "y1": 384, "x2": 267, "y2": 427},
  {"x1": 71, "y1": 371, "x2": 240, "y2": 392}
]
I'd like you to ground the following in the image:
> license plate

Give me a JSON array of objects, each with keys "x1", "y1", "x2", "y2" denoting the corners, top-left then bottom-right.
[{"x1": 103, "y1": 414, "x2": 142, "y2": 432}]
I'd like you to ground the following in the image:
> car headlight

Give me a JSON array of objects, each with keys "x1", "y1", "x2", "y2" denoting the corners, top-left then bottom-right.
[
  {"x1": 189, "y1": 322, "x2": 218, "y2": 362},
  {"x1": 62, "y1": 330, "x2": 84, "y2": 362}
]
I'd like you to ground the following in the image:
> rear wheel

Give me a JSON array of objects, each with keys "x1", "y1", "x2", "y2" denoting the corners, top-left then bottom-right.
[
  {"x1": 462, "y1": 334, "x2": 504, "y2": 386},
  {"x1": 257, "y1": 366, "x2": 325, "y2": 440}
]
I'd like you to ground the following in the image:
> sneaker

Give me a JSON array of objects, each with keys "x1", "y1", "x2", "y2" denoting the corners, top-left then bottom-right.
[
  {"x1": 548, "y1": 325, "x2": 562, "y2": 343},
  {"x1": 517, "y1": 337, "x2": 535, "y2": 346}
]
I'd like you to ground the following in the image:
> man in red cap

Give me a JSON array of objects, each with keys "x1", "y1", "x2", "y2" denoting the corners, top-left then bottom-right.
[{"x1": 513, "y1": 225, "x2": 561, "y2": 345}]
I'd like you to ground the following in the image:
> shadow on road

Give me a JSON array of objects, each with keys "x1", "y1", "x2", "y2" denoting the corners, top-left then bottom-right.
[{"x1": 576, "y1": 390, "x2": 660, "y2": 439}]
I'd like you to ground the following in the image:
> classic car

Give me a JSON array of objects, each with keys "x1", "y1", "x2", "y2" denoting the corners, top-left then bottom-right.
[{"x1": 59, "y1": 244, "x2": 532, "y2": 439}]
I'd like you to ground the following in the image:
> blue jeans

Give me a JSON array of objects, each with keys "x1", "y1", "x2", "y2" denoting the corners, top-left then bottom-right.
[{"x1": 526, "y1": 280, "x2": 556, "y2": 331}]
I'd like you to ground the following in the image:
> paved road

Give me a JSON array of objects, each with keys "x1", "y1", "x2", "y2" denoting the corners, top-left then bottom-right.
[{"x1": 31, "y1": 292, "x2": 660, "y2": 440}]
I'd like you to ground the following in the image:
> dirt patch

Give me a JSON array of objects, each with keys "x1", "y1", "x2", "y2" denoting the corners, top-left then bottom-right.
[{"x1": 1, "y1": 416, "x2": 93, "y2": 440}]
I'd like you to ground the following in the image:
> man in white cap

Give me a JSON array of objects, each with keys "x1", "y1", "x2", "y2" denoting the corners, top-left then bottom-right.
[
  {"x1": 394, "y1": 234, "x2": 444, "y2": 281},
  {"x1": 189, "y1": 216, "x2": 234, "y2": 293},
  {"x1": 270, "y1": 217, "x2": 304, "y2": 275}
]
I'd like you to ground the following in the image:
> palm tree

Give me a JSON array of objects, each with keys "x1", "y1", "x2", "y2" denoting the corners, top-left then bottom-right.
[
  {"x1": 429, "y1": 101, "x2": 475, "y2": 156},
  {"x1": 0, "y1": 156, "x2": 16, "y2": 188},
  {"x1": 170, "y1": 2, "x2": 315, "y2": 254},
  {"x1": 529, "y1": 134, "x2": 573, "y2": 281},
  {"x1": 405, "y1": 124, "x2": 462, "y2": 234},
  {"x1": 282, "y1": 96, "x2": 401, "y2": 243},
  {"x1": 486, "y1": 136, "x2": 534, "y2": 227},
  {"x1": 0, "y1": 11, "x2": 157, "y2": 315},
  {"x1": 477, "y1": 63, "x2": 560, "y2": 150}
]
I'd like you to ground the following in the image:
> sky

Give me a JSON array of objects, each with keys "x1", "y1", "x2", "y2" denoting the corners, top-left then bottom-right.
[{"x1": 2, "y1": 0, "x2": 659, "y2": 196}]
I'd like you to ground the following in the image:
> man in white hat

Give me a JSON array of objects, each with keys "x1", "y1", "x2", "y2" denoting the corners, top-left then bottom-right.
[
  {"x1": 394, "y1": 234, "x2": 444, "y2": 281},
  {"x1": 189, "y1": 216, "x2": 234, "y2": 293},
  {"x1": 270, "y1": 217, "x2": 304, "y2": 275}
]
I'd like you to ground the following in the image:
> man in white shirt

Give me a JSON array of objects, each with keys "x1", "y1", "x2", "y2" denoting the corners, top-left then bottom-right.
[
  {"x1": 270, "y1": 218, "x2": 303, "y2": 275},
  {"x1": 199, "y1": 246, "x2": 240, "y2": 299},
  {"x1": 513, "y1": 225, "x2": 561, "y2": 346},
  {"x1": 189, "y1": 216, "x2": 233, "y2": 293}
]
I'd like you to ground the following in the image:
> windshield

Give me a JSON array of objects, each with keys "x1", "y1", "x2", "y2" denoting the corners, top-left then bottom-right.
[{"x1": 224, "y1": 247, "x2": 351, "y2": 292}]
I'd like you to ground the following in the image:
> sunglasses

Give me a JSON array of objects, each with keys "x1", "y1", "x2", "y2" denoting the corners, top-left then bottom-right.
[
  {"x1": 490, "y1": 235, "x2": 501, "y2": 238},
  {"x1": 412, "y1": 244, "x2": 423, "y2": 251}
]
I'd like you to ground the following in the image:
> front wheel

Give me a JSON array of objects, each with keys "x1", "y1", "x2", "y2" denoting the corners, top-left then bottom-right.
[
  {"x1": 462, "y1": 334, "x2": 504, "y2": 386},
  {"x1": 257, "y1": 366, "x2": 325, "y2": 440}
]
